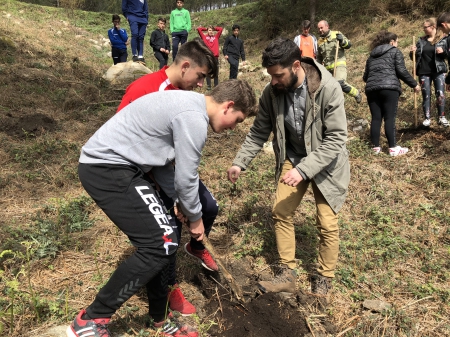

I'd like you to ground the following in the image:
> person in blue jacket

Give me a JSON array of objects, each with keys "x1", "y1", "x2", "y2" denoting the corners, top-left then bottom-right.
[
  {"x1": 108, "y1": 14, "x2": 129, "y2": 65},
  {"x1": 122, "y1": 0, "x2": 148, "y2": 65}
]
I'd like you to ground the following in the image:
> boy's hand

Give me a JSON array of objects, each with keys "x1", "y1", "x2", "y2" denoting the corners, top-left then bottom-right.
[
  {"x1": 174, "y1": 203, "x2": 187, "y2": 224},
  {"x1": 227, "y1": 165, "x2": 241, "y2": 183},
  {"x1": 225, "y1": 55, "x2": 229, "y2": 59},
  {"x1": 188, "y1": 218, "x2": 205, "y2": 241}
]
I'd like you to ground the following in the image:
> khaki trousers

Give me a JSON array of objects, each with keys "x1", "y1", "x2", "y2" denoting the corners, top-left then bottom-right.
[{"x1": 272, "y1": 160, "x2": 340, "y2": 278}]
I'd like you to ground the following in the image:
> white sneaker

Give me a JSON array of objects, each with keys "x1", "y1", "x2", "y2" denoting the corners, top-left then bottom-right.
[
  {"x1": 389, "y1": 146, "x2": 408, "y2": 157},
  {"x1": 372, "y1": 147, "x2": 381, "y2": 154},
  {"x1": 439, "y1": 116, "x2": 449, "y2": 127},
  {"x1": 422, "y1": 119, "x2": 431, "y2": 127}
]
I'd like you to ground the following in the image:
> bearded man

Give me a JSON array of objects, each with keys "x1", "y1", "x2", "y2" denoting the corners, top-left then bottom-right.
[{"x1": 227, "y1": 37, "x2": 350, "y2": 298}]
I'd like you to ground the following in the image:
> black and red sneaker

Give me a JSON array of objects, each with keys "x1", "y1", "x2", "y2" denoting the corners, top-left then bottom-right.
[
  {"x1": 184, "y1": 242, "x2": 218, "y2": 271},
  {"x1": 152, "y1": 312, "x2": 198, "y2": 337},
  {"x1": 66, "y1": 309, "x2": 111, "y2": 337}
]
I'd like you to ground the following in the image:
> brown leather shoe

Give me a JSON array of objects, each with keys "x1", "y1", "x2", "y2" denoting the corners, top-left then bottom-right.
[{"x1": 258, "y1": 265, "x2": 296, "y2": 293}]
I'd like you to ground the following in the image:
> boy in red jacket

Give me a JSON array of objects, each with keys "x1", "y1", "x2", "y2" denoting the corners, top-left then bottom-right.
[{"x1": 197, "y1": 25, "x2": 223, "y2": 90}]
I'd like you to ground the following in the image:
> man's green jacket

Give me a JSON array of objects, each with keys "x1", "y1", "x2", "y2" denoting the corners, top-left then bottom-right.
[{"x1": 232, "y1": 58, "x2": 350, "y2": 213}]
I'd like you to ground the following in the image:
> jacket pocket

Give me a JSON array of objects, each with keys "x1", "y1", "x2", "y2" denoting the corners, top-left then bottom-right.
[{"x1": 325, "y1": 148, "x2": 349, "y2": 176}]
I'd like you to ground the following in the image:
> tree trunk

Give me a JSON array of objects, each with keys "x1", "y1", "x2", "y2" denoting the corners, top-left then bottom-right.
[{"x1": 310, "y1": 0, "x2": 316, "y2": 27}]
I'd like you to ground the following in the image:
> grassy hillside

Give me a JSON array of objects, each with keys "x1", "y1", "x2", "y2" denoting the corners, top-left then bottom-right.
[{"x1": 0, "y1": 1, "x2": 449, "y2": 336}]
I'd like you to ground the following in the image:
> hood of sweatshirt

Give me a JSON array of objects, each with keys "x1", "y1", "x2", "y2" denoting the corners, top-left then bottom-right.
[{"x1": 370, "y1": 44, "x2": 395, "y2": 58}]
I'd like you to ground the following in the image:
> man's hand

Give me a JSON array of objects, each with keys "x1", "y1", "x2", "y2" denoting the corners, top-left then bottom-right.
[
  {"x1": 280, "y1": 168, "x2": 303, "y2": 187},
  {"x1": 336, "y1": 34, "x2": 343, "y2": 44},
  {"x1": 413, "y1": 85, "x2": 421, "y2": 93},
  {"x1": 227, "y1": 165, "x2": 242, "y2": 183},
  {"x1": 189, "y1": 218, "x2": 205, "y2": 241},
  {"x1": 224, "y1": 55, "x2": 229, "y2": 60}
]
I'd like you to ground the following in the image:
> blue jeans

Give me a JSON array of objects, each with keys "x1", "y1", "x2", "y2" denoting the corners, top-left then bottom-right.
[{"x1": 419, "y1": 73, "x2": 446, "y2": 119}]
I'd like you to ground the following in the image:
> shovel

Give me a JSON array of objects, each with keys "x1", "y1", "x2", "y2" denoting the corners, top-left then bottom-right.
[
  {"x1": 201, "y1": 235, "x2": 246, "y2": 304},
  {"x1": 178, "y1": 205, "x2": 246, "y2": 304}
]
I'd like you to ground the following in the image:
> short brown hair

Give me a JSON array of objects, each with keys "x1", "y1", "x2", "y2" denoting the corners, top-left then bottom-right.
[
  {"x1": 302, "y1": 20, "x2": 311, "y2": 29},
  {"x1": 207, "y1": 79, "x2": 257, "y2": 117},
  {"x1": 174, "y1": 38, "x2": 218, "y2": 79}
]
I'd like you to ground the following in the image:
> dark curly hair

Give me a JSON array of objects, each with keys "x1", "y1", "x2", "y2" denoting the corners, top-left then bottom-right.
[{"x1": 370, "y1": 31, "x2": 398, "y2": 51}]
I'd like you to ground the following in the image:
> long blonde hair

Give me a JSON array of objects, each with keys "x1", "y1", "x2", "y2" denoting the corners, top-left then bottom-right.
[{"x1": 427, "y1": 18, "x2": 444, "y2": 45}]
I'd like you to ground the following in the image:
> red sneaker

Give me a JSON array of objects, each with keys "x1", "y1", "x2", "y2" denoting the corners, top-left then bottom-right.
[
  {"x1": 153, "y1": 312, "x2": 198, "y2": 337},
  {"x1": 168, "y1": 285, "x2": 196, "y2": 316},
  {"x1": 184, "y1": 242, "x2": 218, "y2": 271},
  {"x1": 66, "y1": 309, "x2": 111, "y2": 337}
]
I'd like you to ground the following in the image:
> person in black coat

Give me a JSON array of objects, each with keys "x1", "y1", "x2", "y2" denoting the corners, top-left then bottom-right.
[
  {"x1": 223, "y1": 24, "x2": 246, "y2": 79},
  {"x1": 363, "y1": 31, "x2": 420, "y2": 157},
  {"x1": 150, "y1": 18, "x2": 171, "y2": 69},
  {"x1": 410, "y1": 18, "x2": 449, "y2": 127}
]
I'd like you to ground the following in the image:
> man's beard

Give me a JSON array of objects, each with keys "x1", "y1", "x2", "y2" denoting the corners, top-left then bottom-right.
[{"x1": 271, "y1": 70, "x2": 298, "y2": 95}]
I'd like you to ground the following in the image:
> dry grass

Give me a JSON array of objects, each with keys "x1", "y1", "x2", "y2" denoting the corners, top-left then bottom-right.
[{"x1": 0, "y1": 1, "x2": 449, "y2": 336}]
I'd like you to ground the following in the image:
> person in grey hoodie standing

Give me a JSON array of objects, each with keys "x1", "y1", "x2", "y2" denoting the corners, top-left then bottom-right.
[{"x1": 363, "y1": 31, "x2": 420, "y2": 157}]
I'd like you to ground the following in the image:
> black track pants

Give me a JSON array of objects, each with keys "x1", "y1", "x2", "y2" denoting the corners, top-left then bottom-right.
[{"x1": 78, "y1": 163, "x2": 178, "y2": 320}]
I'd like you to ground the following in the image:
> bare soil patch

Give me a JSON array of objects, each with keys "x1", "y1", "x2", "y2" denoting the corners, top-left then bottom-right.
[{"x1": 0, "y1": 112, "x2": 56, "y2": 138}]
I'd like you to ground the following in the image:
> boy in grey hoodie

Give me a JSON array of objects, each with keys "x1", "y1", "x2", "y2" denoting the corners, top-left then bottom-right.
[{"x1": 67, "y1": 80, "x2": 256, "y2": 337}]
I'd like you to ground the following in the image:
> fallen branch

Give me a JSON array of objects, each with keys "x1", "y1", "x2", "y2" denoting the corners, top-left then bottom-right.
[
  {"x1": 89, "y1": 100, "x2": 122, "y2": 105},
  {"x1": 336, "y1": 326, "x2": 354, "y2": 337},
  {"x1": 305, "y1": 316, "x2": 316, "y2": 337},
  {"x1": 400, "y1": 295, "x2": 433, "y2": 310}
]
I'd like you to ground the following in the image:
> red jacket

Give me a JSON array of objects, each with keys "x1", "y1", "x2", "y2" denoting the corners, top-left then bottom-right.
[
  {"x1": 197, "y1": 26, "x2": 223, "y2": 57},
  {"x1": 117, "y1": 66, "x2": 178, "y2": 112}
]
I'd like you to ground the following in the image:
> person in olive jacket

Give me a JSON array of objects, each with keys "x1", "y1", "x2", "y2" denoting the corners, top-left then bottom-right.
[
  {"x1": 410, "y1": 18, "x2": 449, "y2": 127},
  {"x1": 227, "y1": 38, "x2": 350, "y2": 298},
  {"x1": 363, "y1": 31, "x2": 420, "y2": 157}
]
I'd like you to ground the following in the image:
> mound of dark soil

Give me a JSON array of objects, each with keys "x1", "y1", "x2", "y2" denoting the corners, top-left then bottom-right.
[
  {"x1": 0, "y1": 112, "x2": 56, "y2": 138},
  {"x1": 204, "y1": 291, "x2": 308, "y2": 337},
  {"x1": 189, "y1": 258, "x2": 336, "y2": 337}
]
